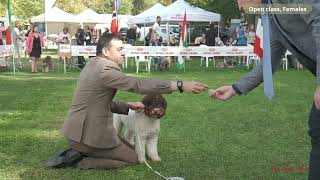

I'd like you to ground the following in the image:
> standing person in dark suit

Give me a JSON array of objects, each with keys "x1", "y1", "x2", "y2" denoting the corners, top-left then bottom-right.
[
  {"x1": 205, "y1": 23, "x2": 217, "y2": 46},
  {"x1": 47, "y1": 33, "x2": 208, "y2": 169},
  {"x1": 75, "y1": 27, "x2": 86, "y2": 69},
  {"x1": 210, "y1": 1, "x2": 320, "y2": 179}
]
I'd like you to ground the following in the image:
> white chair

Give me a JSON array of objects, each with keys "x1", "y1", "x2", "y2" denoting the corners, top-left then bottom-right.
[
  {"x1": 123, "y1": 44, "x2": 135, "y2": 68},
  {"x1": 246, "y1": 55, "x2": 260, "y2": 69},
  {"x1": 199, "y1": 44, "x2": 215, "y2": 67},
  {"x1": 282, "y1": 50, "x2": 291, "y2": 71},
  {"x1": 135, "y1": 55, "x2": 151, "y2": 74}
]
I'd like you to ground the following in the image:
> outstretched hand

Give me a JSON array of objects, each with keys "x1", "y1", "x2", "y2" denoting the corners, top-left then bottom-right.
[
  {"x1": 209, "y1": 85, "x2": 236, "y2": 101},
  {"x1": 127, "y1": 102, "x2": 145, "y2": 112},
  {"x1": 183, "y1": 81, "x2": 208, "y2": 94},
  {"x1": 314, "y1": 86, "x2": 320, "y2": 110}
]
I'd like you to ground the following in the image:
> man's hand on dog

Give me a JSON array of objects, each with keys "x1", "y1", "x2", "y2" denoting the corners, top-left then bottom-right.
[
  {"x1": 127, "y1": 102, "x2": 145, "y2": 112},
  {"x1": 183, "y1": 81, "x2": 208, "y2": 94}
]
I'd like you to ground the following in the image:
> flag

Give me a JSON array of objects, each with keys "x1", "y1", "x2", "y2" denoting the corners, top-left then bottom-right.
[
  {"x1": 176, "y1": 10, "x2": 187, "y2": 70},
  {"x1": 254, "y1": 15, "x2": 274, "y2": 100},
  {"x1": 253, "y1": 18, "x2": 263, "y2": 59},
  {"x1": 110, "y1": 0, "x2": 119, "y2": 35},
  {"x1": 5, "y1": 0, "x2": 13, "y2": 45}
]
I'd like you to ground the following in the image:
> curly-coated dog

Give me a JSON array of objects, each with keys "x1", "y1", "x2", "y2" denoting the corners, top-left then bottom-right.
[{"x1": 113, "y1": 94, "x2": 167, "y2": 163}]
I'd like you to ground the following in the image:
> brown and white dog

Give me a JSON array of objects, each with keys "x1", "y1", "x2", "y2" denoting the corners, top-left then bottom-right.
[
  {"x1": 113, "y1": 94, "x2": 167, "y2": 163},
  {"x1": 42, "y1": 56, "x2": 53, "y2": 72}
]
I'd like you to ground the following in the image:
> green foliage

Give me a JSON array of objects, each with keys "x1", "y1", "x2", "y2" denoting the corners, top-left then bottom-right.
[
  {"x1": 186, "y1": 0, "x2": 240, "y2": 21},
  {"x1": 0, "y1": 58, "x2": 311, "y2": 179},
  {"x1": 0, "y1": 0, "x2": 240, "y2": 25},
  {"x1": 0, "y1": 0, "x2": 43, "y2": 22}
]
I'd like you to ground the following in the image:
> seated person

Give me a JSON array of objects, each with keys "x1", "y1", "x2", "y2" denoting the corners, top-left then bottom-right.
[
  {"x1": 194, "y1": 34, "x2": 206, "y2": 45},
  {"x1": 169, "y1": 34, "x2": 178, "y2": 46},
  {"x1": 57, "y1": 27, "x2": 71, "y2": 44}
]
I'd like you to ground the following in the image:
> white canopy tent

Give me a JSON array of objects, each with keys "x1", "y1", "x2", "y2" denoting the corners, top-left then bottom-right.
[
  {"x1": 77, "y1": 9, "x2": 104, "y2": 24},
  {"x1": 31, "y1": 7, "x2": 80, "y2": 35},
  {"x1": 127, "y1": 3, "x2": 166, "y2": 25},
  {"x1": 94, "y1": 14, "x2": 131, "y2": 31},
  {"x1": 31, "y1": 7, "x2": 80, "y2": 23},
  {"x1": 159, "y1": 0, "x2": 221, "y2": 43},
  {"x1": 159, "y1": 0, "x2": 220, "y2": 22}
]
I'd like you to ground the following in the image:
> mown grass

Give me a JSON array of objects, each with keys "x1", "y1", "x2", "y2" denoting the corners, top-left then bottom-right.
[{"x1": 0, "y1": 58, "x2": 314, "y2": 179}]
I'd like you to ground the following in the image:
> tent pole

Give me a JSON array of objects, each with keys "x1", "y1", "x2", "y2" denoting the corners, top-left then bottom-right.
[
  {"x1": 143, "y1": 23, "x2": 145, "y2": 45},
  {"x1": 12, "y1": 50, "x2": 16, "y2": 74},
  {"x1": 166, "y1": 21, "x2": 169, "y2": 45},
  {"x1": 188, "y1": 23, "x2": 190, "y2": 43},
  {"x1": 218, "y1": 21, "x2": 220, "y2": 37}
]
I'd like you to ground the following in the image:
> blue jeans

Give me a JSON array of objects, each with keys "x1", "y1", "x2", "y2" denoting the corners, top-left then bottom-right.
[{"x1": 127, "y1": 39, "x2": 135, "y2": 46}]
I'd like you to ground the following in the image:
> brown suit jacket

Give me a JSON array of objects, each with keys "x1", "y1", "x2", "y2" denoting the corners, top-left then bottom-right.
[{"x1": 63, "y1": 56, "x2": 172, "y2": 148}]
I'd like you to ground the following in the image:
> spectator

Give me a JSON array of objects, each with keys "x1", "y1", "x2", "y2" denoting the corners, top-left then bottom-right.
[
  {"x1": 152, "y1": 16, "x2": 162, "y2": 43},
  {"x1": 57, "y1": 27, "x2": 71, "y2": 44},
  {"x1": 26, "y1": 24, "x2": 45, "y2": 73},
  {"x1": 0, "y1": 22, "x2": 4, "y2": 45},
  {"x1": 247, "y1": 24, "x2": 255, "y2": 46},
  {"x1": 84, "y1": 26, "x2": 92, "y2": 46},
  {"x1": 194, "y1": 34, "x2": 206, "y2": 45},
  {"x1": 13, "y1": 23, "x2": 25, "y2": 61},
  {"x1": 126, "y1": 26, "x2": 137, "y2": 45},
  {"x1": 91, "y1": 28, "x2": 97, "y2": 45},
  {"x1": 144, "y1": 28, "x2": 153, "y2": 46},
  {"x1": 205, "y1": 23, "x2": 217, "y2": 46},
  {"x1": 57, "y1": 27, "x2": 72, "y2": 64},
  {"x1": 236, "y1": 25, "x2": 248, "y2": 66},
  {"x1": 75, "y1": 27, "x2": 86, "y2": 69}
]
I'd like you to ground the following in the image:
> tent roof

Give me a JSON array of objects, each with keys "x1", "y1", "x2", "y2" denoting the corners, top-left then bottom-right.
[
  {"x1": 31, "y1": 7, "x2": 79, "y2": 23},
  {"x1": 127, "y1": 3, "x2": 166, "y2": 24},
  {"x1": 77, "y1": 9, "x2": 103, "y2": 23},
  {"x1": 159, "y1": 0, "x2": 220, "y2": 22}
]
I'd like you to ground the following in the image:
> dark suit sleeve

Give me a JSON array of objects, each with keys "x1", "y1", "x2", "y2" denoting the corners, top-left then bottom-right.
[
  {"x1": 233, "y1": 38, "x2": 286, "y2": 95},
  {"x1": 110, "y1": 101, "x2": 129, "y2": 115},
  {"x1": 300, "y1": 1, "x2": 320, "y2": 85},
  {"x1": 99, "y1": 67, "x2": 172, "y2": 94}
]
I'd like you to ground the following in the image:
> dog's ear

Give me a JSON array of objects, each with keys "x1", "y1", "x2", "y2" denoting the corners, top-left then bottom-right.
[{"x1": 158, "y1": 94, "x2": 167, "y2": 110}]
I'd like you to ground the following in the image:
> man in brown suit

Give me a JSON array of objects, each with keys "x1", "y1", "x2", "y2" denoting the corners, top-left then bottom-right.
[{"x1": 48, "y1": 33, "x2": 208, "y2": 169}]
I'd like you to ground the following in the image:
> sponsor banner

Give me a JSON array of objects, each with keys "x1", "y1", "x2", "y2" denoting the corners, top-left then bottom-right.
[
  {"x1": 125, "y1": 46, "x2": 255, "y2": 57},
  {"x1": 71, "y1": 46, "x2": 96, "y2": 56},
  {"x1": 58, "y1": 44, "x2": 71, "y2": 57},
  {"x1": 68, "y1": 45, "x2": 255, "y2": 57},
  {"x1": 0, "y1": 45, "x2": 15, "y2": 56}
]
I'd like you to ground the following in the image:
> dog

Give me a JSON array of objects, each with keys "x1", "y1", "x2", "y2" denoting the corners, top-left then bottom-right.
[
  {"x1": 113, "y1": 94, "x2": 167, "y2": 163},
  {"x1": 42, "y1": 56, "x2": 53, "y2": 72}
]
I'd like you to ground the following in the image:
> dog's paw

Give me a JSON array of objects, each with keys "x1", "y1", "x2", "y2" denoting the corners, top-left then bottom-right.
[
  {"x1": 138, "y1": 157, "x2": 146, "y2": 163},
  {"x1": 150, "y1": 156, "x2": 161, "y2": 162}
]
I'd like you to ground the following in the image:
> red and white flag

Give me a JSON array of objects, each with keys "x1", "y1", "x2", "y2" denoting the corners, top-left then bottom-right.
[
  {"x1": 254, "y1": 18, "x2": 263, "y2": 59},
  {"x1": 5, "y1": 0, "x2": 13, "y2": 45},
  {"x1": 110, "y1": 0, "x2": 119, "y2": 35}
]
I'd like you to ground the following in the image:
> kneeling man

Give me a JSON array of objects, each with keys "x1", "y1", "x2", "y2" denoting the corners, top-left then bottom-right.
[{"x1": 47, "y1": 33, "x2": 208, "y2": 169}]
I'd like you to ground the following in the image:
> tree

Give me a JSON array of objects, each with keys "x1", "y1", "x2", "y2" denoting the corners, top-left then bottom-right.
[
  {"x1": 0, "y1": 0, "x2": 43, "y2": 22},
  {"x1": 186, "y1": 0, "x2": 240, "y2": 22}
]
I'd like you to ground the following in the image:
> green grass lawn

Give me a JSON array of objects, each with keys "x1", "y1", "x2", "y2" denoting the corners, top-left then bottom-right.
[{"x1": 0, "y1": 58, "x2": 314, "y2": 179}]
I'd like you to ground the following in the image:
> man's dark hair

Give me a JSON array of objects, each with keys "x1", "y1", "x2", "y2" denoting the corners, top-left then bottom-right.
[
  {"x1": 157, "y1": 16, "x2": 161, "y2": 19},
  {"x1": 96, "y1": 33, "x2": 121, "y2": 56}
]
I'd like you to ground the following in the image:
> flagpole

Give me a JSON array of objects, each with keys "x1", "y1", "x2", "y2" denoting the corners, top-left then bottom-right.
[{"x1": 12, "y1": 52, "x2": 15, "y2": 74}]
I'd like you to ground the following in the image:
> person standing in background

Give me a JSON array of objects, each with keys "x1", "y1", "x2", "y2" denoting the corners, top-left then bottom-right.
[
  {"x1": 76, "y1": 27, "x2": 86, "y2": 69},
  {"x1": 26, "y1": 24, "x2": 44, "y2": 73},
  {"x1": 0, "y1": 23, "x2": 5, "y2": 45}
]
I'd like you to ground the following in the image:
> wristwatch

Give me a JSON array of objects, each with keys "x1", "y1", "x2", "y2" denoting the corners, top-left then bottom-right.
[{"x1": 177, "y1": 80, "x2": 183, "y2": 93}]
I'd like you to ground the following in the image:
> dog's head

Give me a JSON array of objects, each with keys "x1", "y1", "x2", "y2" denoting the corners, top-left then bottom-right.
[
  {"x1": 43, "y1": 56, "x2": 52, "y2": 63},
  {"x1": 142, "y1": 94, "x2": 167, "y2": 119}
]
